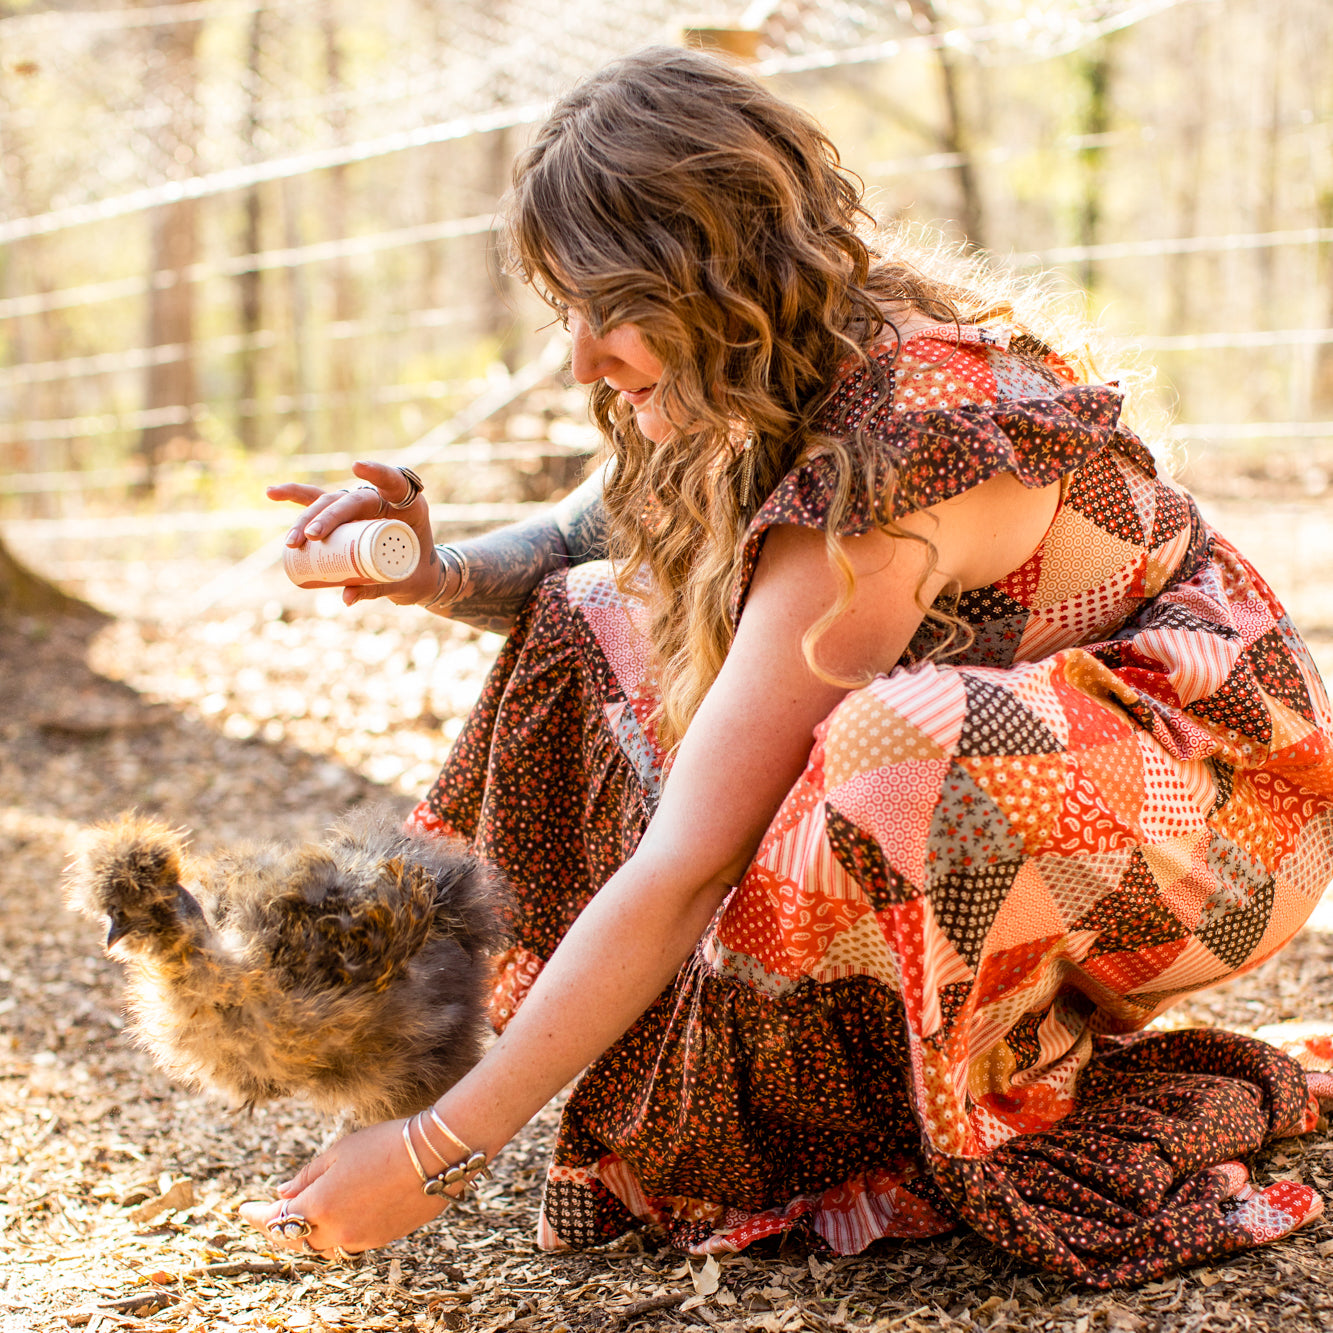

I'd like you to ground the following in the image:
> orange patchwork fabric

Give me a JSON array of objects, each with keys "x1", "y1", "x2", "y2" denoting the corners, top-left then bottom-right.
[{"x1": 411, "y1": 329, "x2": 1333, "y2": 1286}]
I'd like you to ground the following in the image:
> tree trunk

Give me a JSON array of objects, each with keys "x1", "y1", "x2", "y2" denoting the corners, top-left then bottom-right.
[
  {"x1": 907, "y1": 0, "x2": 985, "y2": 250},
  {"x1": 324, "y1": 1, "x2": 357, "y2": 449},
  {"x1": 236, "y1": 6, "x2": 266, "y2": 450},
  {"x1": 0, "y1": 534, "x2": 102, "y2": 620},
  {"x1": 282, "y1": 177, "x2": 316, "y2": 450},
  {"x1": 1075, "y1": 40, "x2": 1116, "y2": 295},
  {"x1": 483, "y1": 125, "x2": 518, "y2": 372},
  {"x1": 139, "y1": 8, "x2": 203, "y2": 475},
  {"x1": 0, "y1": 69, "x2": 68, "y2": 508},
  {"x1": 1313, "y1": 192, "x2": 1333, "y2": 417},
  {"x1": 1165, "y1": 10, "x2": 1209, "y2": 338},
  {"x1": 141, "y1": 199, "x2": 200, "y2": 471}
]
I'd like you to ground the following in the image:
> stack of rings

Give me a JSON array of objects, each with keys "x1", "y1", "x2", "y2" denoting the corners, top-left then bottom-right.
[{"x1": 359, "y1": 466, "x2": 424, "y2": 516}]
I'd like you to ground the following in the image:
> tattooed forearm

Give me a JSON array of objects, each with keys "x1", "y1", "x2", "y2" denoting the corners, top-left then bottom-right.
[
  {"x1": 431, "y1": 526, "x2": 566, "y2": 634},
  {"x1": 552, "y1": 474, "x2": 609, "y2": 565},
  {"x1": 421, "y1": 464, "x2": 609, "y2": 635}
]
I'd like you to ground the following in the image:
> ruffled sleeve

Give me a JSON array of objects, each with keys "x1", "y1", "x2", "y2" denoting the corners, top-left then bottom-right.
[{"x1": 729, "y1": 371, "x2": 1133, "y2": 627}]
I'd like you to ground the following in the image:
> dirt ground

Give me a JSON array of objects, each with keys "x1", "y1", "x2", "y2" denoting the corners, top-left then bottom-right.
[{"x1": 5, "y1": 467, "x2": 1333, "y2": 1333}]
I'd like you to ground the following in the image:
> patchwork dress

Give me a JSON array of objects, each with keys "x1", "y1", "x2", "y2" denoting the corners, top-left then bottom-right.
[{"x1": 409, "y1": 327, "x2": 1333, "y2": 1287}]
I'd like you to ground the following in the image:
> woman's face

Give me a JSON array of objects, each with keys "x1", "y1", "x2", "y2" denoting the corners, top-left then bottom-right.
[{"x1": 567, "y1": 310, "x2": 671, "y2": 444}]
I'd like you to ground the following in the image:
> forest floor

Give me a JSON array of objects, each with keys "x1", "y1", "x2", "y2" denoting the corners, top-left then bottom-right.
[{"x1": 5, "y1": 464, "x2": 1333, "y2": 1333}]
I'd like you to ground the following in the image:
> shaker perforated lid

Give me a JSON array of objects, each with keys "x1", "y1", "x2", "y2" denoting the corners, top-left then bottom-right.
[{"x1": 360, "y1": 520, "x2": 420, "y2": 580}]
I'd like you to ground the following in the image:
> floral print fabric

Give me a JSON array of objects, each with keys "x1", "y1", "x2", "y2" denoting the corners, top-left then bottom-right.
[{"x1": 410, "y1": 328, "x2": 1333, "y2": 1286}]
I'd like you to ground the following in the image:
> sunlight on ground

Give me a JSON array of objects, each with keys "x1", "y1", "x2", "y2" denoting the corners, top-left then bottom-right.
[{"x1": 1302, "y1": 888, "x2": 1333, "y2": 934}]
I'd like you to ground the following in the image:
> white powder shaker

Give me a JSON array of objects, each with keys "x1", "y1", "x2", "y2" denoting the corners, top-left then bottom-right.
[{"x1": 283, "y1": 518, "x2": 421, "y2": 587}]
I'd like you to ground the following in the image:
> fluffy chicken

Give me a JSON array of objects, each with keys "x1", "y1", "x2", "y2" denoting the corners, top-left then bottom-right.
[{"x1": 65, "y1": 807, "x2": 504, "y2": 1124}]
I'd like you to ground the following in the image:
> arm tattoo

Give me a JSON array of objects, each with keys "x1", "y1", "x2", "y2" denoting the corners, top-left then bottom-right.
[
  {"x1": 423, "y1": 465, "x2": 609, "y2": 635},
  {"x1": 554, "y1": 494, "x2": 609, "y2": 565},
  {"x1": 434, "y1": 525, "x2": 566, "y2": 635}
]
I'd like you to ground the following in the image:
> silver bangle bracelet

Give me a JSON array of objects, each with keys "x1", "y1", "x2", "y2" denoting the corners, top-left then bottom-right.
[
  {"x1": 423, "y1": 544, "x2": 469, "y2": 612},
  {"x1": 401, "y1": 1114, "x2": 431, "y2": 1183}
]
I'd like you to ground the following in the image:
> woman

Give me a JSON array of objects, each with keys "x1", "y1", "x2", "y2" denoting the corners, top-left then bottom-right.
[{"x1": 245, "y1": 47, "x2": 1333, "y2": 1286}]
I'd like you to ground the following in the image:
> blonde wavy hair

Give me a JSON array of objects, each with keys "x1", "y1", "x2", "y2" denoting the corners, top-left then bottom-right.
[{"x1": 506, "y1": 46, "x2": 1123, "y2": 752}]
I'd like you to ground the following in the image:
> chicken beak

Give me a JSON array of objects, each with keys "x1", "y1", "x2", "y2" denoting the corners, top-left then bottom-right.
[{"x1": 106, "y1": 917, "x2": 130, "y2": 948}]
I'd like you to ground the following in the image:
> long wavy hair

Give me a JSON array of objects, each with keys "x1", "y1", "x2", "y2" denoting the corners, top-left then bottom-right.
[{"x1": 505, "y1": 46, "x2": 1110, "y2": 752}]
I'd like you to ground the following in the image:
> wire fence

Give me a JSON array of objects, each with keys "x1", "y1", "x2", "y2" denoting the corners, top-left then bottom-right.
[{"x1": 2, "y1": 0, "x2": 1331, "y2": 575}]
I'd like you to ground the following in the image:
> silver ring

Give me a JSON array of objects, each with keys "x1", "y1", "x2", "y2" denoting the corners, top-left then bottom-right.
[
  {"x1": 266, "y1": 1199, "x2": 314, "y2": 1242},
  {"x1": 385, "y1": 466, "x2": 424, "y2": 509},
  {"x1": 356, "y1": 484, "x2": 388, "y2": 517},
  {"x1": 265, "y1": 1199, "x2": 289, "y2": 1234}
]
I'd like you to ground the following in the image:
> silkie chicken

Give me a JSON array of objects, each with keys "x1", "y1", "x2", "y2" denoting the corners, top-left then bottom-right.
[{"x1": 65, "y1": 807, "x2": 504, "y2": 1124}]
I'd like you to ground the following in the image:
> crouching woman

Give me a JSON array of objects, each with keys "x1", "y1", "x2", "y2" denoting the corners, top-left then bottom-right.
[{"x1": 248, "y1": 46, "x2": 1333, "y2": 1287}]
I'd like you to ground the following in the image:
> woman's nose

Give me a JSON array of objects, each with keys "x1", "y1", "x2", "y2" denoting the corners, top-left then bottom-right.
[{"x1": 568, "y1": 312, "x2": 617, "y2": 385}]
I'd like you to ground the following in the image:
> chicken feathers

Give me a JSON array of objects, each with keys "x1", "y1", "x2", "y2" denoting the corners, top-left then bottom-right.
[{"x1": 65, "y1": 807, "x2": 504, "y2": 1124}]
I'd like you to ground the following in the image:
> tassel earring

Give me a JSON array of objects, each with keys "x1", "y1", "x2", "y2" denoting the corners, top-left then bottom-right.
[{"x1": 737, "y1": 434, "x2": 759, "y2": 511}]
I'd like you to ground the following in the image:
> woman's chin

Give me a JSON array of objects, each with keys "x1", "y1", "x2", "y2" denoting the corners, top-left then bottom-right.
[{"x1": 634, "y1": 409, "x2": 675, "y2": 445}]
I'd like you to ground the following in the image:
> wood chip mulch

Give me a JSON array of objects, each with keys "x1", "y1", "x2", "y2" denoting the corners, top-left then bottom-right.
[{"x1": 5, "y1": 537, "x2": 1333, "y2": 1333}]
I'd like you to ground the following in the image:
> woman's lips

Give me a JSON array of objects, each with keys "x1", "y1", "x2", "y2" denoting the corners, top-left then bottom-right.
[{"x1": 619, "y1": 385, "x2": 655, "y2": 406}]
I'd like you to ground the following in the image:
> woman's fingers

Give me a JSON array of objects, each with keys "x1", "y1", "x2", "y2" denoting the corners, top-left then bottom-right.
[
  {"x1": 266, "y1": 464, "x2": 412, "y2": 548},
  {"x1": 239, "y1": 1119, "x2": 447, "y2": 1256},
  {"x1": 266, "y1": 485, "x2": 353, "y2": 546},
  {"x1": 301, "y1": 464, "x2": 425, "y2": 540},
  {"x1": 239, "y1": 1155, "x2": 332, "y2": 1252},
  {"x1": 277, "y1": 1155, "x2": 331, "y2": 1198},
  {"x1": 265, "y1": 482, "x2": 325, "y2": 507},
  {"x1": 350, "y1": 459, "x2": 421, "y2": 508},
  {"x1": 266, "y1": 462, "x2": 436, "y2": 606},
  {"x1": 342, "y1": 583, "x2": 390, "y2": 606},
  {"x1": 238, "y1": 1149, "x2": 331, "y2": 1233},
  {"x1": 238, "y1": 1197, "x2": 297, "y2": 1236},
  {"x1": 274, "y1": 487, "x2": 378, "y2": 546},
  {"x1": 303, "y1": 488, "x2": 386, "y2": 540}
]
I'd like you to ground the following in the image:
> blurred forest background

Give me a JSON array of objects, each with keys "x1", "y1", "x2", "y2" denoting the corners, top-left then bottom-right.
[{"x1": 0, "y1": 0, "x2": 1331, "y2": 614}]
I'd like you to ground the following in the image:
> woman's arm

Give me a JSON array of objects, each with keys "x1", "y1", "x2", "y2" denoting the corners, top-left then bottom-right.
[
  {"x1": 428, "y1": 471, "x2": 609, "y2": 633},
  {"x1": 267, "y1": 460, "x2": 608, "y2": 635}
]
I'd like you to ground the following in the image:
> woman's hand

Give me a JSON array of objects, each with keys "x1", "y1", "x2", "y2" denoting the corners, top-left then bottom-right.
[
  {"x1": 267, "y1": 460, "x2": 439, "y2": 607},
  {"x1": 239, "y1": 1118, "x2": 448, "y2": 1257}
]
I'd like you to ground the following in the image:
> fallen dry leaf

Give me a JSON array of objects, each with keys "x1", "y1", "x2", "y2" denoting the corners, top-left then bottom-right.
[
  {"x1": 691, "y1": 1254, "x2": 721, "y2": 1297},
  {"x1": 128, "y1": 1178, "x2": 194, "y2": 1224},
  {"x1": 1106, "y1": 1305, "x2": 1146, "y2": 1330}
]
